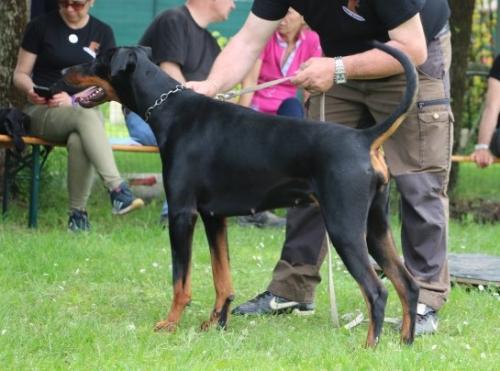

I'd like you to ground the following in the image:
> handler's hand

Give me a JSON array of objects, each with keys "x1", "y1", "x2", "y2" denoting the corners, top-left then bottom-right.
[
  {"x1": 471, "y1": 148, "x2": 494, "y2": 168},
  {"x1": 185, "y1": 80, "x2": 219, "y2": 98},
  {"x1": 292, "y1": 57, "x2": 335, "y2": 93}
]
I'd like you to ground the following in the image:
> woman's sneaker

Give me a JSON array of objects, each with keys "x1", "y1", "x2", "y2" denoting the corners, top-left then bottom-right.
[
  {"x1": 68, "y1": 209, "x2": 90, "y2": 232},
  {"x1": 159, "y1": 200, "x2": 169, "y2": 227},
  {"x1": 110, "y1": 182, "x2": 144, "y2": 215}
]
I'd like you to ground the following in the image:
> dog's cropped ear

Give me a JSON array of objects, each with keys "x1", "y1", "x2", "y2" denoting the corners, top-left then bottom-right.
[
  {"x1": 137, "y1": 46, "x2": 153, "y2": 60},
  {"x1": 110, "y1": 48, "x2": 137, "y2": 78}
]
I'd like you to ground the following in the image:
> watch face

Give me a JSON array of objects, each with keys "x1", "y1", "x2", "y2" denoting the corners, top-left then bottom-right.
[{"x1": 335, "y1": 57, "x2": 346, "y2": 84}]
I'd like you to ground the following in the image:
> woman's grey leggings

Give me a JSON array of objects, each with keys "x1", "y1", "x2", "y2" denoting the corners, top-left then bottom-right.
[{"x1": 24, "y1": 103, "x2": 123, "y2": 211}]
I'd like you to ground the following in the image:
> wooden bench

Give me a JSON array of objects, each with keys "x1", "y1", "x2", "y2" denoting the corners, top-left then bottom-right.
[
  {"x1": 0, "y1": 134, "x2": 498, "y2": 228},
  {"x1": 0, "y1": 134, "x2": 158, "y2": 228}
]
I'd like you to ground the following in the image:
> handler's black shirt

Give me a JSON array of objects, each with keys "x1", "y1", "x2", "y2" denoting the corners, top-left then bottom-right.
[
  {"x1": 22, "y1": 10, "x2": 115, "y2": 89},
  {"x1": 251, "y1": 0, "x2": 450, "y2": 57},
  {"x1": 139, "y1": 5, "x2": 221, "y2": 81}
]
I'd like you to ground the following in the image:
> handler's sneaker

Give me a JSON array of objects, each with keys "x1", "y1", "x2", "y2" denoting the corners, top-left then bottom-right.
[
  {"x1": 414, "y1": 303, "x2": 439, "y2": 336},
  {"x1": 231, "y1": 291, "x2": 315, "y2": 316},
  {"x1": 68, "y1": 209, "x2": 90, "y2": 232},
  {"x1": 110, "y1": 182, "x2": 144, "y2": 215}
]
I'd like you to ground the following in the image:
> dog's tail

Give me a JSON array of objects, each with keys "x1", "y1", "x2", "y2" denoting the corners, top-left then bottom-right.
[{"x1": 366, "y1": 41, "x2": 418, "y2": 148}]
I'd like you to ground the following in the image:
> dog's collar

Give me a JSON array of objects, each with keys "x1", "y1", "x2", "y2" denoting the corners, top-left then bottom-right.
[{"x1": 144, "y1": 85, "x2": 184, "y2": 122}]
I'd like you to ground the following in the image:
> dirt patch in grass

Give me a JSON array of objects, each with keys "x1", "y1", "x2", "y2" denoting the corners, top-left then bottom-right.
[{"x1": 450, "y1": 198, "x2": 500, "y2": 223}]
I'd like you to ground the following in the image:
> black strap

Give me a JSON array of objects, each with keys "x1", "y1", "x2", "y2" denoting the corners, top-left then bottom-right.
[{"x1": 0, "y1": 108, "x2": 31, "y2": 152}]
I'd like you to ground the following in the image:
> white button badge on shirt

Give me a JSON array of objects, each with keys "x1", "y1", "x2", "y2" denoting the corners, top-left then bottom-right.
[{"x1": 68, "y1": 34, "x2": 78, "y2": 44}]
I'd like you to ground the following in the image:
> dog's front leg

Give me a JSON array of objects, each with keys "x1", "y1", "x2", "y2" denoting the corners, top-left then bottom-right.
[
  {"x1": 155, "y1": 211, "x2": 197, "y2": 333},
  {"x1": 200, "y1": 214, "x2": 234, "y2": 331}
]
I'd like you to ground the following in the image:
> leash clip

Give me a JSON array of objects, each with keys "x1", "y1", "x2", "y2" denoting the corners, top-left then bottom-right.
[
  {"x1": 215, "y1": 90, "x2": 238, "y2": 101},
  {"x1": 214, "y1": 76, "x2": 293, "y2": 102}
]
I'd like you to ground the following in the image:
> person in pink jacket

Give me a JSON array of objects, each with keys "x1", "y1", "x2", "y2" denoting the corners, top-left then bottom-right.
[
  {"x1": 239, "y1": 7, "x2": 322, "y2": 115},
  {"x1": 237, "y1": 8, "x2": 322, "y2": 228}
]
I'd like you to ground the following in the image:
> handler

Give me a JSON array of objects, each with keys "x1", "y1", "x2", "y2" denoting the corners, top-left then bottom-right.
[{"x1": 187, "y1": 0, "x2": 452, "y2": 336}]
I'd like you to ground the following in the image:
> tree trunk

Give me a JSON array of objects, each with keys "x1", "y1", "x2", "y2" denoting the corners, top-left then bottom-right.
[
  {"x1": 449, "y1": 0, "x2": 476, "y2": 191},
  {"x1": 0, "y1": 0, "x2": 29, "y2": 197},
  {"x1": 0, "y1": 0, "x2": 29, "y2": 107}
]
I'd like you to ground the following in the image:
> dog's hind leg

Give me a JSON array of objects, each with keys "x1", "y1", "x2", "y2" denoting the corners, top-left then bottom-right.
[
  {"x1": 366, "y1": 186, "x2": 419, "y2": 345},
  {"x1": 155, "y1": 211, "x2": 197, "y2": 332},
  {"x1": 320, "y1": 189, "x2": 388, "y2": 347},
  {"x1": 199, "y1": 214, "x2": 234, "y2": 331}
]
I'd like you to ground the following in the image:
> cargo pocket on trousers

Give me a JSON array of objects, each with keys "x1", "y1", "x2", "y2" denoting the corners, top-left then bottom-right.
[{"x1": 417, "y1": 105, "x2": 453, "y2": 171}]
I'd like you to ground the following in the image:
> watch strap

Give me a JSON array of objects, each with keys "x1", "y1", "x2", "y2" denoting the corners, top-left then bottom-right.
[{"x1": 334, "y1": 56, "x2": 347, "y2": 84}]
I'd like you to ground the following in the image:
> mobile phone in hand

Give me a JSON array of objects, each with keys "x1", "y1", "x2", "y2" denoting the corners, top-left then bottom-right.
[{"x1": 33, "y1": 84, "x2": 54, "y2": 99}]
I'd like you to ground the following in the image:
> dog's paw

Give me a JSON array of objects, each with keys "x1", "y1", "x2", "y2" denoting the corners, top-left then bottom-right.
[
  {"x1": 200, "y1": 319, "x2": 217, "y2": 332},
  {"x1": 400, "y1": 333, "x2": 414, "y2": 345},
  {"x1": 200, "y1": 310, "x2": 229, "y2": 331},
  {"x1": 154, "y1": 320, "x2": 177, "y2": 332}
]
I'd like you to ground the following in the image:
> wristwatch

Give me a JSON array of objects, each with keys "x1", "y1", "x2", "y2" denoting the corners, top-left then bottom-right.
[
  {"x1": 474, "y1": 143, "x2": 489, "y2": 151},
  {"x1": 334, "y1": 57, "x2": 347, "y2": 84}
]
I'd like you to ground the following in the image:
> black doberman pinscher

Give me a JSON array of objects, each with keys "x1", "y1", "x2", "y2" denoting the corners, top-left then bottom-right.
[{"x1": 63, "y1": 42, "x2": 419, "y2": 347}]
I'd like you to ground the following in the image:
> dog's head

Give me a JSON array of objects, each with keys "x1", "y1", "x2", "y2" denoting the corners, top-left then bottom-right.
[{"x1": 62, "y1": 46, "x2": 153, "y2": 109}]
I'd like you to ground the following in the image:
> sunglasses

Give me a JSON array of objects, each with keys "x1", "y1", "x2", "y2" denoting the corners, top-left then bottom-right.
[{"x1": 58, "y1": 0, "x2": 89, "y2": 10}]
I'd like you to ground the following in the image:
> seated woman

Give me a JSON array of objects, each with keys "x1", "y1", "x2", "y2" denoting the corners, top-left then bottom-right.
[
  {"x1": 236, "y1": 7, "x2": 322, "y2": 228},
  {"x1": 13, "y1": 0, "x2": 143, "y2": 231}
]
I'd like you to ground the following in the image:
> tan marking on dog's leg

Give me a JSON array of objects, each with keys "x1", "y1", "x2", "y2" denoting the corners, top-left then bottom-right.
[
  {"x1": 370, "y1": 148, "x2": 390, "y2": 184},
  {"x1": 370, "y1": 114, "x2": 407, "y2": 182},
  {"x1": 384, "y1": 232, "x2": 418, "y2": 344},
  {"x1": 359, "y1": 288, "x2": 377, "y2": 348},
  {"x1": 200, "y1": 225, "x2": 234, "y2": 331},
  {"x1": 155, "y1": 272, "x2": 192, "y2": 332},
  {"x1": 376, "y1": 231, "x2": 417, "y2": 344}
]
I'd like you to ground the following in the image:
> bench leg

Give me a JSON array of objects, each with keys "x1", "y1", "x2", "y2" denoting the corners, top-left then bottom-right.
[
  {"x1": 2, "y1": 149, "x2": 11, "y2": 218},
  {"x1": 28, "y1": 144, "x2": 41, "y2": 228}
]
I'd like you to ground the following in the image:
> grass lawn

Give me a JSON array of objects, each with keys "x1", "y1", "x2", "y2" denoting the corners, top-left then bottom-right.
[{"x1": 0, "y1": 156, "x2": 499, "y2": 369}]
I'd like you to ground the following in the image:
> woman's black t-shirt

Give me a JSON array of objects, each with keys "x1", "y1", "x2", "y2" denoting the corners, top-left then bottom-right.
[
  {"x1": 251, "y1": 0, "x2": 450, "y2": 57},
  {"x1": 21, "y1": 10, "x2": 115, "y2": 89}
]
